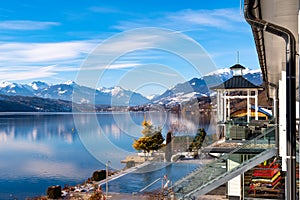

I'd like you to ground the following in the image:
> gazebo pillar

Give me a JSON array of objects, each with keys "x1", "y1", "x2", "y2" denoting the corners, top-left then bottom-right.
[
  {"x1": 220, "y1": 90, "x2": 224, "y2": 121},
  {"x1": 247, "y1": 90, "x2": 250, "y2": 123},
  {"x1": 223, "y1": 91, "x2": 227, "y2": 121},
  {"x1": 217, "y1": 90, "x2": 223, "y2": 122},
  {"x1": 227, "y1": 94, "x2": 230, "y2": 121},
  {"x1": 255, "y1": 90, "x2": 258, "y2": 120},
  {"x1": 217, "y1": 90, "x2": 226, "y2": 138}
]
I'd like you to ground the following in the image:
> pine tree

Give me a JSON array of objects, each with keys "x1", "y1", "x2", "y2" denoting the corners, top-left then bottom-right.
[{"x1": 133, "y1": 117, "x2": 164, "y2": 153}]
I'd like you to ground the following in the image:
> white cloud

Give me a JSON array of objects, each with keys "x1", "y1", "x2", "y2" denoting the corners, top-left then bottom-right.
[
  {"x1": 113, "y1": 8, "x2": 244, "y2": 31},
  {"x1": 0, "y1": 41, "x2": 96, "y2": 63},
  {"x1": 77, "y1": 32, "x2": 174, "y2": 72},
  {"x1": 0, "y1": 38, "x2": 149, "y2": 81},
  {"x1": 0, "y1": 65, "x2": 57, "y2": 81},
  {"x1": 96, "y1": 63, "x2": 142, "y2": 70},
  {"x1": 167, "y1": 8, "x2": 244, "y2": 29},
  {"x1": 96, "y1": 33, "x2": 164, "y2": 53},
  {"x1": 141, "y1": 68, "x2": 180, "y2": 77},
  {"x1": 0, "y1": 20, "x2": 60, "y2": 30}
]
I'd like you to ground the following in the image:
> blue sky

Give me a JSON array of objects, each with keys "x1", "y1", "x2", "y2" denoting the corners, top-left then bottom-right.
[{"x1": 0, "y1": 0, "x2": 259, "y2": 96}]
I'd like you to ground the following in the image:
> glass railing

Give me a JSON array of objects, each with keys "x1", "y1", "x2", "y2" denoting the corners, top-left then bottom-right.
[
  {"x1": 225, "y1": 119, "x2": 275, "y2": 141},
  {"x1": 172, "y1": 125, "x2": 276, "y2": 199}
]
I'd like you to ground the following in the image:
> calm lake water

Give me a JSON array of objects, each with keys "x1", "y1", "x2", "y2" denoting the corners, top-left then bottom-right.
[{"x1": 0, "y1": 112, "x2": 215, "y2": 199}]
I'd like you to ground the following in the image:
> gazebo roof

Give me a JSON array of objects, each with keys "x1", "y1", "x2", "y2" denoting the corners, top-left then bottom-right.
[
  {"x1": 210, "y1": 76, "x2": 262, "y2": 90},
  {"x1": 230, "y1": 64, "x2": 246, "y2": 70}
]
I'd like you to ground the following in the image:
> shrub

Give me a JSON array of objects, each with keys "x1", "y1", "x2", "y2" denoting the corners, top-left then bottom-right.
[
  {"x1": 47, "y1": 185, "x2": 61, "y2": 199},
  {"x1": 92, "y1": 170, "x2": 106, "y2": 181}
]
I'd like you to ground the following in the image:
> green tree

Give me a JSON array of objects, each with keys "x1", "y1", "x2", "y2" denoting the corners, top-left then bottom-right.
[
  {"x1": 148, "y1": 129, "x2": 164, "y2": 151},
  {"x1": 133, "y1": 137, "x2": 152, "y2": 153},
  {"x1": 133, "y1": 118, "x2": 164, "y2": 153},
  {"x1": 188, "y1": 128, "x2": 206, "y2": 152},
  {"x1": 141, "y1": 120, "x2": 154, "y2": 136}
]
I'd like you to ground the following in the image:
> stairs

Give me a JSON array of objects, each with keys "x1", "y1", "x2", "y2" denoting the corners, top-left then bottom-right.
[{"x1": 172, "y1": 126, "x2": 277, "y2": 200}]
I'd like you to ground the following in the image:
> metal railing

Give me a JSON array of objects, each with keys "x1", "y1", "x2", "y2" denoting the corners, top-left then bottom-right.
[{"x1": 139, "y1": 177, "x2": 163, "y2": 193}]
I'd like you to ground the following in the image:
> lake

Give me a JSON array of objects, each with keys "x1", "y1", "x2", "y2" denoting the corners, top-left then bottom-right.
[{"x1": 0, "y1": 112, "x2": 216, "y2": 199}]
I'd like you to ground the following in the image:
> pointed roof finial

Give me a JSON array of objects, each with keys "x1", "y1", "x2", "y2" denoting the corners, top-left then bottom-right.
[{"x1": 237, "y1": 51, "x2": 239, "y2": 64}]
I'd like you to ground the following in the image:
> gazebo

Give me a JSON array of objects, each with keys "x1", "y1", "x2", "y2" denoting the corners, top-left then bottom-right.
[{"x1": 211, "y1": 64, "x2": 263, "y2": 137}]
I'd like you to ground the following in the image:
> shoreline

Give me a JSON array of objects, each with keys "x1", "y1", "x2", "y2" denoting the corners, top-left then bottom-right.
[{"x1": 30, "y1": 157, "x2": 229, "y2": 200}]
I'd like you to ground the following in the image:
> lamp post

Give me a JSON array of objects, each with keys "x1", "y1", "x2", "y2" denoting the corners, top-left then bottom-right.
[{"x1": 106, "y1": 161, "x2": 111, "y2": 198}]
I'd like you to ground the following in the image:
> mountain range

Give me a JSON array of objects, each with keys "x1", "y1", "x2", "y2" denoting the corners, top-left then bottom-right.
[
  {"x1": 151, "y1": 68, "x2": 262, "y2": 106},
  {"x1": 0, "y1": 68, "x2": 262, "y2": 111},
  {"x1": 0, "y1": 80, "x2": 149, "y2": 106}
]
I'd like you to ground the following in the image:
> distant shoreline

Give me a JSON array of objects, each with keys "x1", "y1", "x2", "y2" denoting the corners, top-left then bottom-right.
[{"x1": 0, "y1": 110, "x2": 171, "y2": 114}]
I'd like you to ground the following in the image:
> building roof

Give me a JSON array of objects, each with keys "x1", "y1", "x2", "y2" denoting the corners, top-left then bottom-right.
[
  {"x1": 210, "y1": 76, "x2": 262, "y2": 90},
  {"x1": 230, "y1": 64, "x2": 246, "y2": 70},
  {"x1": 245, "y1": 0, "x2": 299, "y2": 93}
]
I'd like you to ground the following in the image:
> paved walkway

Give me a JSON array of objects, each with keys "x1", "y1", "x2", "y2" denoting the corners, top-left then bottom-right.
[
  {"x1": 109, "y1": 193, "x2": 228, "y2": 200},
  {"x1": 197, "y1": 185, "x2": 228, "y2": 200},
  {"x1": 197, "y1": 195, "x2": 228, "y2": 200},
  {"x1": 109, "y1": 193, "x2": 152, "y2": 200}
]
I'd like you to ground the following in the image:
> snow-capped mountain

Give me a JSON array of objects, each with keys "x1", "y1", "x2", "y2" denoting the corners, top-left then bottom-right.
[
  {"x1": 147, "y1": 94, "x2": 160, "y2": 100},
  {"x1": 37, "y1": 81, "x2": 81, "y2": 101},
  {"x1": 204, "y1": 68, "x2": 233, "y2": 78},
  {"x1": 55, "y1": 82, "x2": 149, "y2": 106},
  {"x1": 203, "y1": 68, "x2": 261, "y2": 85},
  {"x1": 0, "y1": 81, "x2": 35, "y2": 96},
  {"x1": 27, "y1": 81, "x2": 49, "y2": 91},
  {"x1": 243, "y1": 69, "x2": 263, "y2": 85},
  {"x1": 99, "y1": 86, "x2": 150, "y2": 106},
  {"x1": 152, "y1": 68, "x2": 262, "y2": 106},
  {"x1": 152, "y1": 78, "x2": 210, "y2": 105},
  {"x1": 0, "y1": 81, "x2": 149, "y2": 106}
]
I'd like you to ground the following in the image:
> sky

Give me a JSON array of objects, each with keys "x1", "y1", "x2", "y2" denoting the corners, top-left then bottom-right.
[{"x1": 0, "y1": 0, "x2": 259, "y2": 96}]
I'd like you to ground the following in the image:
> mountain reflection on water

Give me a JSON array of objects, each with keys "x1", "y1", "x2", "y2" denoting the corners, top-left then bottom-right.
[{"x1": 0, "y1": 112, "x2": 215, "y2": 199}]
